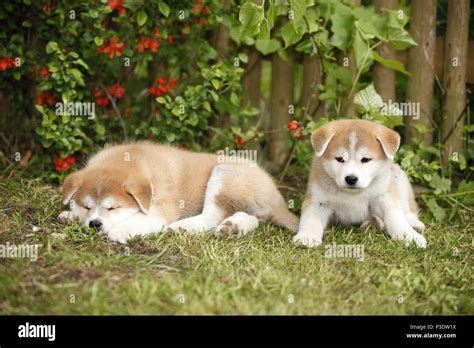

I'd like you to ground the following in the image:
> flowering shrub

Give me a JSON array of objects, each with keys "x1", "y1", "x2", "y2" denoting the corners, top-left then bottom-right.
[{"x1": 0, "y1": 0, "x2": 257, "y2": 178}]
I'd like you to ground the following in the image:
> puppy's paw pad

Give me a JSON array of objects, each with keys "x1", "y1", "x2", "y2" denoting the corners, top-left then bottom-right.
[
  {"x1": 293, "y1": 234, "x2": 322, "y2": 248},
  {"x1": 215, "y1": 220, "x2": 241, "y2": 238}
]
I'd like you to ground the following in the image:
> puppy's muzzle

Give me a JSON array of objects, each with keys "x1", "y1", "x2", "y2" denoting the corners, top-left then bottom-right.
[
  {"x1": 89, "y1": 220, "x2": 103, "y2": 229},
  {"x1": 345, "y1": 175, "x2": 358, "y2": 186}
]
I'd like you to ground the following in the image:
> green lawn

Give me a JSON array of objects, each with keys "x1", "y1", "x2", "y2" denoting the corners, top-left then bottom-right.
[{"x1": 0, "y1": 179, "x2": 472, "y2": 315}]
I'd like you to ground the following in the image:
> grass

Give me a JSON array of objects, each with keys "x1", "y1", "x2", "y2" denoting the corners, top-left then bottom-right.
[{"x1": 0, "y1": 178, "x2": 472, "y2": 315}]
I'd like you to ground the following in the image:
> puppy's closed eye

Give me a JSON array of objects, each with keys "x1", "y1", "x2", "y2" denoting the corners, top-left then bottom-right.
[
  {"x1": 107, "y1": 207, "x2": 120, "y2": 211},
  {"x1": 361, "y1": 157, "x2": 372, "y2": 163}
]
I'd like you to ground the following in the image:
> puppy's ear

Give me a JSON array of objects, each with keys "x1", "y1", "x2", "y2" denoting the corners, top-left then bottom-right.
[
  {"x1": 376, "y1": 127, "x2": 400, "y2": 160},
  {"x1": 62, "y1": 171, "x2": 83, "y2": 205},
  {"x1": 311, "y1": 124, "x2": 335, "y2": 157},
  {"x1": 123, "y1": 176, "x2": 153, "y2": 214}
]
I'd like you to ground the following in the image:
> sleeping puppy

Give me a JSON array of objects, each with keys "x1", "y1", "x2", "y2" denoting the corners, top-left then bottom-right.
[
  {"x1": 59, "y1": 142, "x2": 298, "y2": 243},
  {"x1": 294, "y1": 119, "x2": 427, "y2": 248}
]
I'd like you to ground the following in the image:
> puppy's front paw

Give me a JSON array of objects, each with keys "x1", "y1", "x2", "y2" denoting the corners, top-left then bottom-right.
[
  {"x1": 58, "y1": 211, "x2": 75, "y2": 224},
  {"x1": 168, "y1": 216, "x2": 209, "y2": 234},
  {"x1": 104, "y1": 225, "x2": 131, "y2": 244},
  {"x1": 405, "y1": 231, "x2": 427, "y2": 249},
  {"x1": 293, "y1": 231, "x2": 322, "y2": 248}
]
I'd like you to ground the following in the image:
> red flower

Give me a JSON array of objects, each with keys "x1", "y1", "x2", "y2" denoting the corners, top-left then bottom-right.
[
  {"x1": 0, "y1": 56, "x2": 15, "y2": 71},
  {"x1": 153, "y1": 26, "x2": 161, "y2": 39},
  {"x1": 137, "y1": 36, "x2": 159, "y2": 53},
  {"x1": 108, "y1": 84, "x2": 125, "y2": 98},
  {"x1": 294, "y1": 128, "x2": 302, "y2": 139},
  {"x1": 194, "y1": 5, "x2": 201, "y2": 13},
  {"x1": 167, "y1": 35, "x2": 173, "y2": 44},
  {"x1": 288, "y1": 120, "x2": 298, "y2": 131},
  {"x1": 36, "y1": 92, "x2": 55, "y2": 106},
  {"x1": 202, "y1": 19, "x2": 209, "y2": 26},
  {"x1": 137, "y1": 36, "x2": 147, "y2": 53},
  {"x1": 148, "y1": 77, "x2": 176, "y2": 97},
  {"x1": 98, "y1": 36, "x2": 124, "y2": 59},
  {"x1": 203, "y1": 5, "x2": 209, "y2": 13},
  {"x1": 234, "y1": 134, "x2": 245, "y2": 147},
  {"x1": 148, "y1": 86, "x2": 162, "y2": 97},
  {"x1": 169, "y1": 78, "x2": 177, "y2": 88},
  {"x1": 109, "y1": 0, "x2": 125, "y2": 15},
  {"x1": 40, "y1": 67, "x2": 49, "y2": 77},
  {"x1": 157, "y1": 76, "x2": 166, "y2": 86},
  {"x1": 147, "y1": 38, "x2": 159, "y2": 52},
  {"x1": 94, "y1": 90, "x2": 109, "y2": 106},
  {"x1": 42, "y1": 3, "x2": 53, "y2": 13},
  {"x1": 53, "y1": 155, "x2": 75, "y2": 172}
]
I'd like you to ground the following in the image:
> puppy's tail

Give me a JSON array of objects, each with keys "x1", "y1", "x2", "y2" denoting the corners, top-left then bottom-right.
[{"x1": 271, "y1": 202, "x2": 299, "y2": 232}]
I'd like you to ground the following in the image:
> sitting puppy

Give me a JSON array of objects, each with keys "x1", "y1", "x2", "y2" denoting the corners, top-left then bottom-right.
[
  {"x1": 59, "y1": 142, "x2": 298, "y2": 243},
  {"x1": 293, "y1": 119, "x2": 427, "y2": 248}
]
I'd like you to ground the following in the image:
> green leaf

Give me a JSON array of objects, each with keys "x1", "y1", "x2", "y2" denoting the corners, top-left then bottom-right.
[
  {"x1": 239, "y1": 1, "x2": 265, "y2": 36},
  {"x1": 203, "y1": 101, "x2": 211, "y2": 112},
  {"x1": 277, "y1": 47, "x2": 288, "y2": 62},
  {"x1": 171, "y1": 106, "x2": 181, "y2": 116},
  {"x1": 425, "y1": 198, "x2": 446, "y2": 222},
  {"x1": 304, "y1": 10, "x2": 319, "y2": 34},
  {"x1": 94, "y1": 36, "x2": 104, "y2": 46},
  {"x1": 372, "y1": 51, "x2": 410, "y2": 75},
  {"x1": 156, "y1": 97, "x2": 166, "y2": 104},
  {"x1": 238, "y1": 53, "x2": 248, "y2": 63},
  {"x1": 266, "y1": 2, "x2": 277, "y2": 30},
  {"x1": 458, "y1": 180, "x2": 474, "y2": 206},
  {"x1": 211, "y1": 79, "x2": 221, "y2": 90},
  {"x1": 289, "y1": 0, "x2": 307, "y2": 27},
  {"x1": 329, "y1": 5, "x2": 354, "y2": 50},
  {"x1": 136, "y1": 10, "x2": 148, "y2": 27},
  {"x1": 158, "y1": 1, "x2": 170, "y2": 18},
  {"x1": 46, "y1": 41, "x2": 59, "y2": 54},
  {"x1": 353, "y1": 31, "x2": 373, "y2": 73},
  {"x1": 68, "y1": 68, "x2": 84, "y2": 86},
  {"x1": 165, "y1": 132, "x2": 176, "y2": 142},
  {"x1": 255, "y1": 38, "x2": 281, "y2": 55},
  {"x1": 280, "y1": 20, "x2": 305, "y2": 48},
  {"x1": 354, "y1": 84, "x2": 383, "y2": 115},
  {"x1": 387, "y1": 30, "x2": 417, "y2": 50}
]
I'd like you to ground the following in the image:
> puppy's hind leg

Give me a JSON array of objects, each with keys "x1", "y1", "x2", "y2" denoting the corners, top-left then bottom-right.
[
  {"x1": 168, "y1": 165, "x2": 227, "y2": 234},
  {"x1": 215, "y1": 212, "x2": 259, "y2": 238}
]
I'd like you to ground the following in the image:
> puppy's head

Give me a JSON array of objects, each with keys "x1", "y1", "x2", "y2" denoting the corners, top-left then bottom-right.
[
  {"x1": 311, "y1": 119, "x2": 400, "y2": 192},
  {"x1": 62, "y1": 168, "x2": 153, "y2": 230}
]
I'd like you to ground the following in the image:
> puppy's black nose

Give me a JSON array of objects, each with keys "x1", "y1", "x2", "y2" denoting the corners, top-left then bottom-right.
[
  {"x1": 345, "y1": 175, "x2": 358, "y2": 186},
  {"x1": 89, "y1": 220, "x2": 102, "y2": 229}
]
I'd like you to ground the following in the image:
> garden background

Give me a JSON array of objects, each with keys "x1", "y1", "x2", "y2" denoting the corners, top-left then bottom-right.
[{"x1": 0, "y1": 0, "x2": 472, "y2": 314}]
